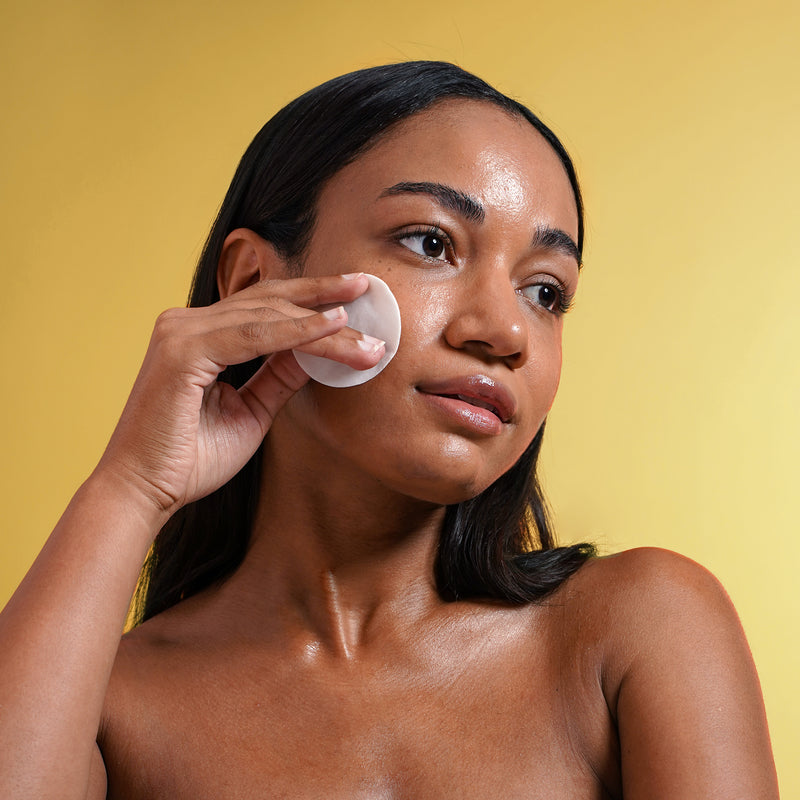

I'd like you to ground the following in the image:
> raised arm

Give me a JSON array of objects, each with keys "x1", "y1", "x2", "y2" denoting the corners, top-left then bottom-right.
[
  {"x1": 603, "y1": 547, "x2": 779, "y2": 799},
  {"x1": 0, "y1": 271, "x2": 380, "y2": 800}
]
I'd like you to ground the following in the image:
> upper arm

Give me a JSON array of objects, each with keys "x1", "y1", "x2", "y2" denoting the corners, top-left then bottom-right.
[{"x1": 603, "y1": 548, "x2": 778, "y2": 800}]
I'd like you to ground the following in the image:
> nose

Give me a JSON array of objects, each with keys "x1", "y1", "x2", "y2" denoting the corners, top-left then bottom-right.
[{"x1": 442, "y1": 265, "x2": 529, "y2": 368}]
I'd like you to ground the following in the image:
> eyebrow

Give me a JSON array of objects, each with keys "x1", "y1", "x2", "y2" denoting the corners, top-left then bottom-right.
[
  {"x1": 380, "y1": 181, "x2": 485, "y2": 223},
  {"x1": 380, "y1": 180, "x2": 580, "y2": 265},
  {"x1": 531, "y1": 225, "x2": 581, "y2": 265}
]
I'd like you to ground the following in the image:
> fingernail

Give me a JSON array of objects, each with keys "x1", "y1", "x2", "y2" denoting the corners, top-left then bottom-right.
[
  {"x1": 357, "y1": 334, "x2": 385, "y2": 354},
  {"x1": 323, "y1": 306, "x2": 346, "y2": 320},
  {"x1": 341, "y1": 272, "x2": 364, "y2": 280}
]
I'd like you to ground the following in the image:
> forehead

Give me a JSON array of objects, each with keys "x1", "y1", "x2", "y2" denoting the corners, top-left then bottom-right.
[{"x1": 317, "y1": 99, "x2": 578, "y2": 240}]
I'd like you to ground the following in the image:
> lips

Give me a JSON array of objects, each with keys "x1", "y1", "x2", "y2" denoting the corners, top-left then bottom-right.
[{"x1": 416, "y1": 374, "x2": 517, "y2": 424}]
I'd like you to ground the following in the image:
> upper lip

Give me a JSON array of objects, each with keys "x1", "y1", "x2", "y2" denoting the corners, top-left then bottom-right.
[{"x1": 416, "y1": 374, "x2": 517, "y2": 423}]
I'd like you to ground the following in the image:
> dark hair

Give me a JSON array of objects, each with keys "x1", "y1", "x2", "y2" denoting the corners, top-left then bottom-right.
[{"x1": 134, "y1": 61, "x2": 594, "y2": 623}]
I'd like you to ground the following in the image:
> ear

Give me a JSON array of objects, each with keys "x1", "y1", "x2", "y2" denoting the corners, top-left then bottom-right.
[{"x1": 217, "y1": 228, "x2": 287, "y2": 299}]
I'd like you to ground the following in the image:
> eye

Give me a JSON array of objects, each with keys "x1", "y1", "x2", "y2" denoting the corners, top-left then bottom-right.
[
  {"x1": 397, "y1": 227, "x2": 450, "y2": 261},
  {"x1": 519, "y1": 282, "x2": 572, "y2": 314}
]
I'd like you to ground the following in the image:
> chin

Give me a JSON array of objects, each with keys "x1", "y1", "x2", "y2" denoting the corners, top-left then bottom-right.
[{"x1": 384, "y1": 441, "x2": 509, "y2": 506}]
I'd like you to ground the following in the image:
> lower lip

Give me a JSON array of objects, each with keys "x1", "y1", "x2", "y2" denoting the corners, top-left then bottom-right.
[{"x1": 417, "y1": 391, "x2": 504, "y2": 436}]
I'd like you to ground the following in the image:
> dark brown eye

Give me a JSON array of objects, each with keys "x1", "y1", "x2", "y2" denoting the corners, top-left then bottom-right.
[
  {"x1": 399, "y1": 229, "x2": 449, "y2": 261},
  {"x1": 520, "y1": 282, "x2": 563, "y2": 313},
  {"x1": 421, "y1": 233, "x2": 445, "y2": 258},
  {"x1": 537, "y1": 285, "x2": 557, "y2": 310}
]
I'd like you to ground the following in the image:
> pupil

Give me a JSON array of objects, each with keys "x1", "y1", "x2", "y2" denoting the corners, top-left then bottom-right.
[
  {"x1": 539, "y1": 286, "x2": 555, "y2": 307},
  {"x1": 423, "y1": 234, "x2": 443, "y2": 257}
]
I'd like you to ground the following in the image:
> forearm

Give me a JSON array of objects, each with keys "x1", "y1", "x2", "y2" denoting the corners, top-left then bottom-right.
[
  {"x1": 0, "y1": 273, "x2": 377, "y2": 798},
  {"x1": 0, "y1": 470, "x2": 166, "y2": 799}
]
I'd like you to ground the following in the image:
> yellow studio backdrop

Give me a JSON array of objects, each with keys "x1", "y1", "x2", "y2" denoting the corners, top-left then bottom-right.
[{"x1": 1, "y1": 0, "x2": 797, "y2": 792}]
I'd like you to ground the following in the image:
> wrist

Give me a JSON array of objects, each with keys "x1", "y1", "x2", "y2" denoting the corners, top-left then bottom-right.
[{"x1": 81, "y1": 464, "x2": 174, "y2": 542}]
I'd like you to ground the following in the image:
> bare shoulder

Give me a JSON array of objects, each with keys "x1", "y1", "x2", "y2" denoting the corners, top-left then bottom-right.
[
  {"x1": 107, "y1": 596, "x2": 218, "y2": 702},
  {"x1": 102, "y1": 605, "x2": 193, "y2": 727},
  {"x1": 568, "y1": 545, "x2": 730, "y2": 603},
  {"x1": 563, "y1": 547, "x2": 754, "y2": 706},
  {"x1": 546, "y1": 547, "x2": 741, "y2": 703},
  {"x1": 561, "y1": 548, "x2": 778, "y2": 799},
  {"x1": 557, "y1": 547, "x2": 734, "y2": 643},
  {"x1": 100, "y1": 599, "x2": 227, "y2": 797}
]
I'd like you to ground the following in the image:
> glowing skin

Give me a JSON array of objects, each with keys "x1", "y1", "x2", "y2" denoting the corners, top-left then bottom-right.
[
  {"x1": 0, "y1": 97, "x2": 778, "y2": 800},
  {"x1": 269, "y1": 99, "x2": 581, "y2": 505}
]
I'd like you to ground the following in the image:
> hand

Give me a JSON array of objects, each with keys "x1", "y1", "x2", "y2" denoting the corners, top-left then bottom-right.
[{"x1": 96, "y1": 273, "x2": 382, "y2": 522}]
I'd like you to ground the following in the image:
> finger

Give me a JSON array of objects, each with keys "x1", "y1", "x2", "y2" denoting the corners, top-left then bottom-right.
[
  {"x1": 204, "y1": 307, "x2": 355, "y2": 369},
  {"x1": 204, "y1": 309, "x2": 385, "y2": 374},
  {"x1": 231, "y1": 272, "x2": 370, "y2": 311},
  {"x1": 151, "y1": 305, "x2": 351, "y2": 383},
  {"x1": 293, "y1": 326, "x2": 386, "y2": 369},
  {"x1": 180, "y1": 298, "x2": 385, "y2": 372},
  {"x1": 210, "y1": 277, "x2": 387, "y2": 370},
  {"x1": 236, "y1": 351, "x2": 311, "y2": 430},
  {"x1": 176, "y1": 273, "x2": 369, "y2": 338}
]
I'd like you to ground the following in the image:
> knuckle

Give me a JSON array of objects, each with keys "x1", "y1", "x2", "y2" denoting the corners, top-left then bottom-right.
[
  {"x1": 238, "y1": 320, "x2": 264, "y2": 343},
  {"x1": 292, "y1": 315, "x2": 313, "y2": 335},
  {"x1": 154, "y1": 307, "x2": 183, "y2": 333},
  {"x1": 247, "y1": 305, "x2": 273, "y2": 322},
  {"x1": 255, "y1": 277, "x2": 279, "y2": 290},
  {"x1": 308, "y1": 276, "x2": 335, "y2": 307},
  {"x1": 242, "y1": 294, "x2": 294, "y2": 318},
  {"x1": 151, "y1": 308, "x2": 193, "y2": 362},
  {"x1": 153, "y1": 306, "x2": 197, "y2": 338},
  {"x1": 306, "y1": 275, "x2": 324, "y2": 298},
  {"x1": 254, "y1": 301, "x2": 291, "y2": 320}
]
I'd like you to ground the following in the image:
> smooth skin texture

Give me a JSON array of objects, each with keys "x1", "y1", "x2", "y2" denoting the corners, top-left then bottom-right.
[{"x1": 0, "y1": 101, "x2": 778, "y2": 799}]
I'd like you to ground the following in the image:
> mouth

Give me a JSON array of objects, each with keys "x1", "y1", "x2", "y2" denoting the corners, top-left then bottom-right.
[
  {"x1": 439, "y1": 393, "x2": 504, "y2": 421},
  {"x1": 416, "y1": 375, "x2": 516, "y2": 426}
]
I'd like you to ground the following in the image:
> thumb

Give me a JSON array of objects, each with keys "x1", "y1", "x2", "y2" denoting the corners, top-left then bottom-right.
[{"x1": 236, "y1": 351, "x2": 310, "y2": 431}]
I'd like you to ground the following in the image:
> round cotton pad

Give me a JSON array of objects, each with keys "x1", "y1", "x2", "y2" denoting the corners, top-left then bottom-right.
[{"x1": 293, "y1": 274, "x2": 401, "y2": 387}]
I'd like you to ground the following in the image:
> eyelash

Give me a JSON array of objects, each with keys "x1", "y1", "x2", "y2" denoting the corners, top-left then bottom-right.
[
  {"x1": 395, "y1": 224, "x2": 573, "y2": 316},
  {"x1": 518, "y1": 279, "x2": 574, "y2": 315},
  {"x1": 395, "y1": 225, "x2": 453, "y2": 262}
]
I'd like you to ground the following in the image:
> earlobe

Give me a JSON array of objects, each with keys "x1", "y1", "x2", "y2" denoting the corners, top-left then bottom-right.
[{"x1": 217, "y1": 228, "x2": 287, "y2": 299}]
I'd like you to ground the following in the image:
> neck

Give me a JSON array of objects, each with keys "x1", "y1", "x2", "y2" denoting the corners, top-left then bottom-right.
[{"x1": 216, "y1": 425, "x2": 448, "y2": 658}]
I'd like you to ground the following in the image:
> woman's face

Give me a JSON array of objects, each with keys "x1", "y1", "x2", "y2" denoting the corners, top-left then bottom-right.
[{"x1": 274, "y1": 99, "x2": 581, "y2": 505}]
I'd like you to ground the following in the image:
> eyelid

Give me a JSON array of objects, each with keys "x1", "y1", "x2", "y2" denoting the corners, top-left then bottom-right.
[
  {"x1": 394, "y1": 223, "x2": 455, "y2": 262},
  {"x1": 392, "y1": 225, "x2": 575, "y2": 314},
  {"x1": 519, "y1": 275, "x2": 575, "y2": 315}
]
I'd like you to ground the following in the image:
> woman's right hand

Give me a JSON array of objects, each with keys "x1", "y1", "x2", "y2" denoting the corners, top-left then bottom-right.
[
  {"x1": 2, "y1": 273, "x2": 384, "y2": 800},
  {"x1": 95, "y1": 272, "x2": 382, "y2": 524}
]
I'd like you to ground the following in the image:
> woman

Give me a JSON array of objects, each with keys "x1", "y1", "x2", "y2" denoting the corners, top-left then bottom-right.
[{"x1": 0, "y1": 62, "x2": 778, "y2": 799}]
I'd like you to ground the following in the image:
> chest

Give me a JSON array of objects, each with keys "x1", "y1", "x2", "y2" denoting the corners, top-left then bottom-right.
[{"x1": 100, "y1": 638, "x2": 619, "y2": 800}]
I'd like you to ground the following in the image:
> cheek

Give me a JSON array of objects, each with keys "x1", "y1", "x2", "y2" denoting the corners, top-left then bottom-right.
[
  {"x1": 379, "y1": 276, "x2": 451, "y2": 367},
  {"x1": 525, "y1": 330, "x2": 564, "y2": 420},
  {"x1": 545, "y1": 343, "x2": 563, "y2": 412}
]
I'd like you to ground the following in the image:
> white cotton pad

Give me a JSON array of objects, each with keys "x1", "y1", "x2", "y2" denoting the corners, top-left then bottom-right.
[{"x1": 293, "y1": 274, "x2": 401, "y2": 387}]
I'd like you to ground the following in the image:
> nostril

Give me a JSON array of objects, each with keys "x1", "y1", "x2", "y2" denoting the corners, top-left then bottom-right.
[{"x1": 442, "y1": 276, "x2": 530, "y2": 362}]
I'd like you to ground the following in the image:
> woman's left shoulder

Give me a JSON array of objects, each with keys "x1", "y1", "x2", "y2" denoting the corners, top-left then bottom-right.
[
  {"x1": 563, "y1": 545, "x2": 735, "y2": 622},
  {"x1": 561, "y1": 546, "x2": 746, "y2": 669},
  {"x1": 557, "y1": 547, "x2": 779, "y2": 798}
]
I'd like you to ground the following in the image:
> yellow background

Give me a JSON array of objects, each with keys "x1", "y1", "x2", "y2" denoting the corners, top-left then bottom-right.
[{"x1": 1, "y1": 0, "x2": 797, "y2": 792}]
